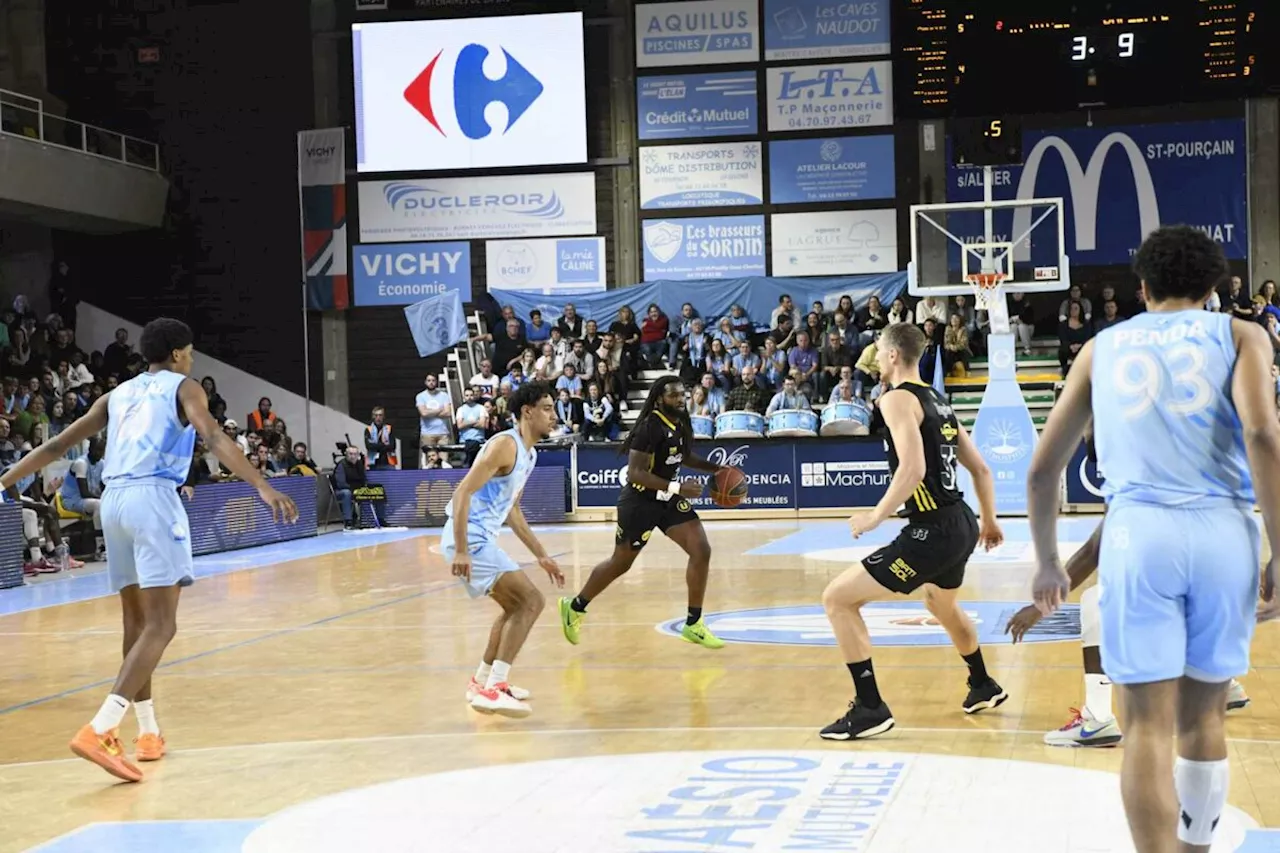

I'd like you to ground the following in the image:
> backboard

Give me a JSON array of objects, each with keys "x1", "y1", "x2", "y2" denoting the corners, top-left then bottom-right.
[{"x1": 908, "y1": 170, "x2": 1071, "y2": 300}]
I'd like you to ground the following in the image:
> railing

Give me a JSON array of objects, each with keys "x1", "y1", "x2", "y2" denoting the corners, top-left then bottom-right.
[{"x1": 0, "y1": 88, "x2": 160, "y2": 172}]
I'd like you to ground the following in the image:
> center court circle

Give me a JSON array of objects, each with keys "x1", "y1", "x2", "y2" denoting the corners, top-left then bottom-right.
[
  {"x1": 240, "y1": 750, "x2": 1254, "y2": 853},
  {"x1": 657, "y1": 602, "x2": 1081, "y2": 647}
]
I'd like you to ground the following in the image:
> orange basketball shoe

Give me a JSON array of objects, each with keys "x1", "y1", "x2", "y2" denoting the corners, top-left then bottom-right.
[
  {"x1": 134, "y1": 733, "x2": 166, "y2": 761},
  {"x1": 69, "y1": 725, "x2": 143, "y2": 782}
]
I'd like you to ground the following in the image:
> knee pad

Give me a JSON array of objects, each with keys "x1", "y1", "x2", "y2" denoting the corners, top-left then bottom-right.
[
  {"x1": 22, "y1": 508, "x2": 38, "y2": 542},
  {"x1": 1080, "y1": 584, "x2": 1101, "y2": 647},
  {"x1": 1174, "y1": 757, "x2": 1229, "y2": 846}
]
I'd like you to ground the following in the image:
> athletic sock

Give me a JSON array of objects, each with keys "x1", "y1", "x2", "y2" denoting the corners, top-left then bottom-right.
[
  {"x1": 847, "y1": 659, "x2": 883, "y2": 709},
  {"x1": 134, "y1": 699, "x2": 160, "y2": 736},
  {"x1": 1174, "y1": 757, "x2": 1230, "y2": 846},
  {"x1": 90, "y1": 694, "x2": 130, "y2": 735},
  {"x1": 962, "y1": 648, "x2": 989, "y2": 683},
  {"x1": 485, "y1": 660, "x2": 512, "y2": 690},
  {"x1": 686, "y1": 607, "x2": 703, "y2": 626},
  {"x1": 571, "y1": 595, "x2": 590, "y2": 613},
  {"x1": 1084, "y1": 672, "x2": 1114, "y2": 721},
  {"x1": 475, "y1": 662, "x2": 492, "y2": 684}
]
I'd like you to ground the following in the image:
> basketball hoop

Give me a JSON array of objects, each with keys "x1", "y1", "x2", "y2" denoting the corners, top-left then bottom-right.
[{"x1": 965, "y1": 272, "x2": 1006, "y2": 312}]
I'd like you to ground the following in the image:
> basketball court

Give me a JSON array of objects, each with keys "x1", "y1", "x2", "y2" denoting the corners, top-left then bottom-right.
[{"x1": 3, "y1": 518, "x2": 1279, "y2": 852}]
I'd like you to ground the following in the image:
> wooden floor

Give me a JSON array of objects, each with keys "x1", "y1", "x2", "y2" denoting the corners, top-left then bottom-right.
[{"x1": 2, "y1": 520, "x2": 1279, "y2": 853}]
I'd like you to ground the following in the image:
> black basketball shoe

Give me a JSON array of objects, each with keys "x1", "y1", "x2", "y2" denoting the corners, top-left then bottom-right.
[
  {"x1": 962, "y1": 677, "x2": 1009, "y2": 714},
  {"x1": 819, "y1": 700, "x2": 895, "y2": 740}
]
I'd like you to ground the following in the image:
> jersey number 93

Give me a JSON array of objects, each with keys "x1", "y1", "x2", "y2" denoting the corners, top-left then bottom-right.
[{"x1": 1112, "y1": 345, "x2": 1214, "y2": 420}]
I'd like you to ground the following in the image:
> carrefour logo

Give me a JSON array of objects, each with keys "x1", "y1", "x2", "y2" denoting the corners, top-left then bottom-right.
[
  {"x1": 404, "y1": 44, "x2": 543, "y2": 141},
  {"x1": 383, "y1": 183, "x2": 565, "y2": 220}
]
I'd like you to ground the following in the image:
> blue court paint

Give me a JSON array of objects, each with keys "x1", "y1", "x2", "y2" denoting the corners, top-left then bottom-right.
[
  {"x1": 0, "y1": 527, "x2": 438, "y2": 618},
  {"x1": 657, "y1": 601, "x2": 1081, "y2": 647},
  {"x1": 1237, "y1": 829, "x2": 1280, "y2": 852},
  {"x1": 29, "y1": 820, "x2": 260, "y2": 853}
]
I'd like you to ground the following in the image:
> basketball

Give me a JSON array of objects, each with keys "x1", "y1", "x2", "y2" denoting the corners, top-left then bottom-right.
[{"x1": 711, "y1": 467, "x2": 748, "y2": 508}]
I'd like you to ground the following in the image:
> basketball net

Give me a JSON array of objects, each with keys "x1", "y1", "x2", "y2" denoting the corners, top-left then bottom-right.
[{"x1": 966, "y1": 272, "x2": 1011, "y2": 336}]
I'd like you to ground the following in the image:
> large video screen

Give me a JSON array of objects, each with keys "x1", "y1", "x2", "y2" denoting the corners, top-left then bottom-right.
[{"x1": 353, "y1": 12, "x2": 586, "y2": 173}]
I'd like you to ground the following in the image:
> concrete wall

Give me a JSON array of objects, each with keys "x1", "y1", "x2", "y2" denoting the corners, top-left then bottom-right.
[
  {"x1": 77, "y1": 303, "x2": 378, "y2": 467},
  {"x1": 0, "y1": 134, "x2": 168, "y2": 233}
]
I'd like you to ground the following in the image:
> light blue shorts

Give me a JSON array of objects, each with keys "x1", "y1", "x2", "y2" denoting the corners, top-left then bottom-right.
[
  {"x1": 102, "y1": 483, "x2": 194, "y2": 592},
  {"x1": 440, "y1": 521, "x2": 520, "y2": 599},
  {"x1": 1098, "y1": 502, "x2": 1260, "y2": 685}
]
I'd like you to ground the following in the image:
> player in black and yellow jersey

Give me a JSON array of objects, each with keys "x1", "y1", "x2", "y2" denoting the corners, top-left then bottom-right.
[
  {"x1": 819, "y1": 323, "x2": 1007, "y2": 741},
  {"x1": 558, "y1": 376, "x2": 728, "y2": 649}
]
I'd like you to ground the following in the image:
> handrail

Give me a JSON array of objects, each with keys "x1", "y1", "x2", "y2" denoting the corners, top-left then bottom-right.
[{"x1": 0, "y1": 87, "x2": 160, "y2": 173}]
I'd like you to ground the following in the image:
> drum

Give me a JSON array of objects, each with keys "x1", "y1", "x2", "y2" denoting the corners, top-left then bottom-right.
[
  {"x1": 714, "y1": 411, "x2": 765, "y2": 439},
  {"x1": 691, "y1": 414, "x2": 714, "y2": 439},
  {"x1": 820, "y1": 400, "x2": 872, "y2": 437},
  {"x1": 768, "y1": 408, "x2": 819, "y2": 438}
]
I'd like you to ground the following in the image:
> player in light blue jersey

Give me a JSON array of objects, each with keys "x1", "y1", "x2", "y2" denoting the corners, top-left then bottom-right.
[
  {"x1": 0, "y1": 318, "x2": 298, "y2": 783},
  {"x1": 1026, "y1": 226, "x2": 1280, "y2": 853},
  {"x1": 443, "y1": 380, "x2": 564, "y2": 719}
]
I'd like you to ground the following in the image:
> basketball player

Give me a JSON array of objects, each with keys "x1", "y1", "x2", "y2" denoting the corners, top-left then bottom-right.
[
  {"x1": 1027, "y1": 225, "x2": 1279, "y2": 853},
  {"x1": 820, "y1": 323, "x2": 1006, "y2": 740},
  {"x1": 1006, "y1": 511, "x2": 1252, "y2": 748},
  {"x1": 445, "y1": 380, "x2": 565, "y2": 719},
  {"x1": 558, "y1": 376, "x2": 727, "y2": 649},
  {"x1": 0, "y1": 318, "x2": 298, "y2": 782}
]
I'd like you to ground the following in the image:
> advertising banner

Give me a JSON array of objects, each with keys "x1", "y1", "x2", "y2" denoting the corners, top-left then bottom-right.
[
  {"x1": 763, "y1": 0, "x2": 891, "y2": 61},
  {"x1": 637, "y1": 72, "x2": 758, "y2": 141},
  {"x1": 351, "y1": 13, "x2": 586, "y2": 172},
  {"x1": 945, "y1": 118, "x2": 1248, "y2": 264},
  {"x1": 636, "y1": 0, "x2": 759, "y2": 68},
  {"x1": 491, "y1": 272, "x2": 907, "y2": 332},
  {"x1": 187, "y1": 479, "x2": 318, "y2": 557},
  {"x1": 642, "y1": 215, "x2": 766, "y2": 281},
  {"x1": 770, "y1": 209, "x2": 898, "y2": 277},
  {"x1": 793, "y1": 439, "x2": 891, "y2": 509},
  {"x1": 353, "y1": 241, "x2": 470, "y2": 306},
  {"x1": 769, "y1": 135, "x2": 895, "y2": 205},
  {"x1": 485, "y1": 237, "x2": 606, "y2": 293},
  {"x1": 639, "y1": 141, "x2": 764, "y2": 210},
  {"x1": 358, "y1": 173, "x2": 597, "y2": 243},
  {"x1": 575, "y1": 442, "x2": 795, "y2": 510},
  {"x1": 766, "y1": 60, "x2": 892, "y2": 133},
  {"x1": 298, "y1": 128, "x2": 349, "y2": 310}
]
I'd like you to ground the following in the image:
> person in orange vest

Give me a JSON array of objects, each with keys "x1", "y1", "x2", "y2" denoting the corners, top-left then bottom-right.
[
  {"x1": 365, "y1": 406, "x2": 397, "y2": 469},
  {"x1": 246, "y1": 397, "x2": 276, "y2": 433}
]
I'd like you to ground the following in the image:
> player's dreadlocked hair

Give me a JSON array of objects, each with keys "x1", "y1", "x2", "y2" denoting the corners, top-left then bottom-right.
[{"x1": 620, "y1": 375, "x2": 694, "y2": 456}]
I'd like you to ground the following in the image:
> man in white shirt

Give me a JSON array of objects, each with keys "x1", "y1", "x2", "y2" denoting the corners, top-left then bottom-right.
[
  {"x1": 469, "y1": 360, "x2": 501, "y2": 399},
  {"x1": 770, "y1": 294, "x2": 803, "y2": 330},
  {"x1": 416, "y1": 374, "x2": 453, "y2": 455}
]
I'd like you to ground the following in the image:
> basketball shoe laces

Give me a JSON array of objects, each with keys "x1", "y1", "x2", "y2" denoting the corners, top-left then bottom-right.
[{"x1": 1057, "y1": 708, "x2": 1084, "y2": 731}]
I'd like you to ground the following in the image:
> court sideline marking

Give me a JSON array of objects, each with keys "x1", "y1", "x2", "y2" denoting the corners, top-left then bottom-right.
[{"x1": 3, "y1": 724, "x2": 1278, "y2": 772}]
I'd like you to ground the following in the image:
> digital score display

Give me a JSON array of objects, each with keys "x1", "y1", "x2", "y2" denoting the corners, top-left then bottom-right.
[{"x1": 894, "y1": 0, "x2": 1273, "y2": 118}]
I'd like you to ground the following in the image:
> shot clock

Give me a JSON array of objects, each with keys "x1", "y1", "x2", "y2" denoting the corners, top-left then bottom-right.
[
  {"x1": 951, "y1": 116, "x2": 1023, "y2": 167},
  {"x1": 895, "y1": 0, "x2": 1273, "y2": 118}
]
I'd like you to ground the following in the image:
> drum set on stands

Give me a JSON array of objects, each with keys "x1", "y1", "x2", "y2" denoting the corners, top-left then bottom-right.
[{"x1": 692, "y1": 399, "x2": 871, "y2": 440}]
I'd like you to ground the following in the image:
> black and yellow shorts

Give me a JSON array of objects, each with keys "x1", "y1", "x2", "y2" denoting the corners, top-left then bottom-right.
[
  {"x1": 863, "y1": 502, "x2": 979, "y2": 594},
  {"x1": 615, "y1": 491, "x2": 699, "y2": 550}
]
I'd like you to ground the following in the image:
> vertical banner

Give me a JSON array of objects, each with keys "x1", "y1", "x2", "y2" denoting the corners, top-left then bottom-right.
[
  {"x1": 298, "y1": 128, "x2": 350, "y2": 311},
  {"x1": 956, "y1": 334, "x2": 1038, "y2": 517}
]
